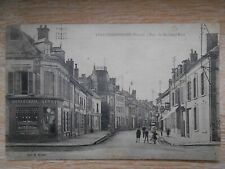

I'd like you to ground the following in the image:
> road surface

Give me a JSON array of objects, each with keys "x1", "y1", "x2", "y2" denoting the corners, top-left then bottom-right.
[{"x1": 6, "y1": 130, "x2": 219, "y2": 161}]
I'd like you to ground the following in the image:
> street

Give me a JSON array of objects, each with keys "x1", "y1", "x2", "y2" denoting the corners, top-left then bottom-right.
[{"x1": 6, "y1": 130, "x2": 219, "y2": 161}]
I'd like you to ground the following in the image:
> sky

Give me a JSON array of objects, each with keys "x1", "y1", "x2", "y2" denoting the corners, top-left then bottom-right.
[{"x1": 21, "y1": 24, "x2": 219, "y2": 101}]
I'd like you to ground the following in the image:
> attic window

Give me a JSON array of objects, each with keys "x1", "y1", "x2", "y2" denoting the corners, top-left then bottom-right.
[{"x1": 10, "y1": 29, "x2": 20, "y2": 40}]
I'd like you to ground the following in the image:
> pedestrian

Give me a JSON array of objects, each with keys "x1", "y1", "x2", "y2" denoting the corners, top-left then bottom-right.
[
  {"x1": 152, "y1": 130, "x2": 158, "y2": 144},
  {"x1": 166, "y1": 128, "x2": 171, "y2": 137},
  {"x1": 136, "y1": 127, "x2": 141, "y2": 143},
  {"x1": 160, "y1": 128, "x2": 163, "y2": 136},
  {"x1": 142, "y1": 126, "x2": 146, "y2": 138},
  {"x1": 144, "y1": 129, "x2": 149, "y2": 143}
]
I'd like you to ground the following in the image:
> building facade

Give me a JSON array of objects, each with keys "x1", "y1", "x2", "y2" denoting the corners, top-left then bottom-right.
[
  {"x1": 163, "y1": 34, "x2": 219, "y2": 143},
  {"x1": 6, "y1": 25, "x2": 101, "y2": 142}
]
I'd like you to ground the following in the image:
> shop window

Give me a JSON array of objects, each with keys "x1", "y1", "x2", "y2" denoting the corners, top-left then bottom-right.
[
  {"x1": 15, "y1": 107, "x2": 39, "y2": 135},
  {"x1": 43, "y1": 107, "x2": 56, "y2": 134}
]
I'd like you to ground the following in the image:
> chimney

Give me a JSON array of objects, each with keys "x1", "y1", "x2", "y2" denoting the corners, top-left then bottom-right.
[
  {"x1": 169, "y1": 79, "x2": 172, "y2": 87},
  {"x1": 37, "y1": 25, "x2": 49, "y2": 40},
  {"x1": 172, "y1": 68, "x2": 176, "y2": 81},
  {"x1": 74, "y1": 63, "x2": 79, "y2": 80},
  {"x1": 110, "y1": 78, "x2": 116, "y2": 86},
  {"x1": 207, "y1": 33, "x2": 218, "y2": 52},
  {"x1": 132, "y1": 90, "x2": 136, "y2": 99},
  {"x1": 66, "y1": 58, "x2": 74, "y2": 76},
  {"x1": 178, "y1": 64, "x2": 183, "y2": 75},
  {"x1": 190, "y1": 49, "x2": 198, "y2": 63},
  {"x1": 182, "y1": 59, "x2": 190, "y2": 73}
]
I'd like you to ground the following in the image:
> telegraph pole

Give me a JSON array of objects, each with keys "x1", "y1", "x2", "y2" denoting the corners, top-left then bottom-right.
[{"x1": 56, "y1": 24, "x2": 67, "y2": 47}]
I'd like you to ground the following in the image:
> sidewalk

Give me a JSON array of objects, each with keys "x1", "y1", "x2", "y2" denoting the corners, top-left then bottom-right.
[
  {"x1": 7, "y1": 131, "x2": 111, "y2": 147},
  {"x1": 160, "y1": 132, "x2": 220, "y2": 146}
]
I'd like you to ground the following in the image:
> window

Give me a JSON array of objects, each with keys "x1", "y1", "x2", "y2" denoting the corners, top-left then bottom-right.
[
  {"x1": 66, "y1": 112, "x2": 69, "y2": 131},
  {"x1": 172, "y1": 93, "x2": 175, "y2": 106},
  {"x1": 15, "y1": 107, "x2": 39, "y2": 135},
  {"x1": 187, "y1": 81, "x2": 191, "y2": 101},
  {"x1": 201, "y1": 73, "x2": 205, "y2": 95},
  {"x1": 97, "y1": 103, "x2": 99, "y2": 113},
  {"x1": 175, "y1": 88, "x2": 180, "y2": 105},
  {"x1": 44, "y1": 71, "x2": 54, "y2": 96},
  {"x1": 63, "y1": 111, "x2": 70, "y2": 132},
  {"x1": 194, "y1": 107, "x2": 199, "y2": 130},
  {"x1": 180, "y1": 87, "x2": 184, "y2": 104},
  {"x1": 58, "y1": 75, "x2": 62, "y2": 97},
  {"x1": 9, "y1": 71, "x2": 33, "y2": 95},
  {"x1": 193, "y1": 77, "x2": 197, "y2": 98},
  {"x1": 63, "y1": 111, "x2": 66, "y2": 131}
]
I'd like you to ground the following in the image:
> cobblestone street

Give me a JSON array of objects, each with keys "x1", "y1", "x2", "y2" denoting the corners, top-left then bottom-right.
[{"x1": 7, "y1": 130, "x2": 219, "y2": 161}]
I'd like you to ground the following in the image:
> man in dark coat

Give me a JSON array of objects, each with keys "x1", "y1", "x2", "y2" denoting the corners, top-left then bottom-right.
[
  {"x1": 144, "y1": 129, "x2": 149, "y2": 143},
  {"x1": 142, "y1": 126, "x2": 146, "y2": 138},
  {"x1": 136, "y1": 128, "x2": 141, "y2": 143}
]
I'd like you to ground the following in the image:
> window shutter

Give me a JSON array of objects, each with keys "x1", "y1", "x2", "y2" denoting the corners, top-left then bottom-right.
[
  {"x1": 28, "y1": 72, "x2": 33, "y2": 94},
  {"x1": 14, "y1": 72, "x2": 21, "y2": 94},
  {"x1": 35, "y1": 73, "x2": 40, "y2": 95},
  {"x1": 8, "y1": 72, "x2": 14, "y2": 94}
]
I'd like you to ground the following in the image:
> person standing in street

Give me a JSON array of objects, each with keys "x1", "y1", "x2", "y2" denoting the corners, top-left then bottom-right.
[
  {"x1": 144, "y1": 128, "x2": 149, "y2": 143},
  {"x1": 142, "y1": 126, "x2": 146, "y2": 138},
  {"x1": 152, "y1": 130, "x2": 158, "y2": 144},
  {"x1": 136, "y1": 127, "x2": 141, "y2": 143}
]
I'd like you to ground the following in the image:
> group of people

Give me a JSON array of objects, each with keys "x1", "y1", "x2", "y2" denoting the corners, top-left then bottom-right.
[{"x1": 136, "y1": 126, "x2": 158, "y2": 144}]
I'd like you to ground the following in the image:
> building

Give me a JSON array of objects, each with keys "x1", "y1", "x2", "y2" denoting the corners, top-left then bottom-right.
[
  {"x1": 164, "y1": 33, "x2": 219, "y2": 143},
  {"x1": 6, "y1": 25, "x2": 101, "y2": 142},
  {"x1": 83, "y1": 66, "x2": 116, "y2": 130},
  {"x1": 86, "y1": 90, "x2": 101, "y2": 133},
  {"x1": 136, "y1": 100, "x2": 153, "y2": 128},
  {"x1": 114, "y1": 93, "x2": 127, "y2": 130},
  {"x1": 6, "y1": 25, "x2": 73, "y2": 141},
  {"x1": 122, "y1": 90, "x2": 138, "y2": 130},
  {"x1": 156, "y1": 89, "x2": 170, "y2": 132}
]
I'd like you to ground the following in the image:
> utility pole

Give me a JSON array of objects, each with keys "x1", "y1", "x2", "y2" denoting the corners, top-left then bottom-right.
[
  {"x1": 56, "y1": 24, "x2": 67, "y2": 47},
  {"x1": 172, "y1": 56, "x2": 176, "y2": 89}
]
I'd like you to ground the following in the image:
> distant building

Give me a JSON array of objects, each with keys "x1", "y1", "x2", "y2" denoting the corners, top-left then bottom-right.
[
  {"x1": 114, "y1": 93, "x2": 127, "y2": 130},
  {"x1": 122, "y1": 90, "x2": 138, "y2": 129},
  {"x1": 156, "y1": 89, "x2": 170, "y2": 132}
]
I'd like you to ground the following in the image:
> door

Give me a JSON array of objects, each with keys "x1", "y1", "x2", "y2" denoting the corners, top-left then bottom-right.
[{"x1": 186, "y1": 109, "x2": 190, "y2": 137}]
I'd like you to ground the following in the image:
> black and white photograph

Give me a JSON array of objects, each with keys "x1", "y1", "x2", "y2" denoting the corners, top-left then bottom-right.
[{"x1": 5, "y1": 24, "x2": 220, "y2": 161}]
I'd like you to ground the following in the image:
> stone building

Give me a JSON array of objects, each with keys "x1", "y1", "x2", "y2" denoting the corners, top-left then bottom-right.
[
  {"x1": 164, "y1": 33, "x2": 219, "y2": 143},
  {"x1": 6, "y1": 25, "x2": 101, "y2": 142}
]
